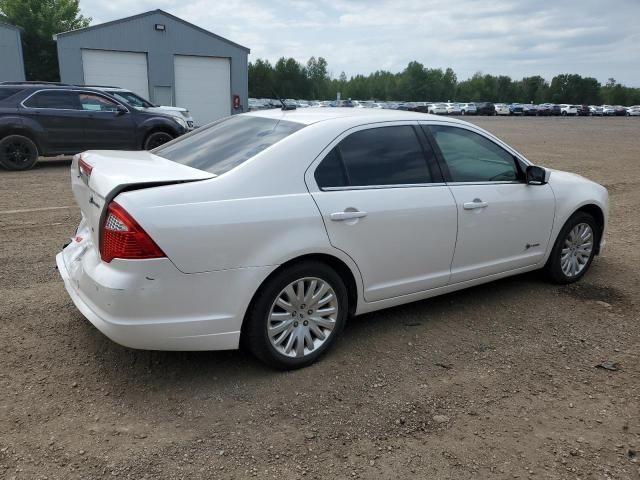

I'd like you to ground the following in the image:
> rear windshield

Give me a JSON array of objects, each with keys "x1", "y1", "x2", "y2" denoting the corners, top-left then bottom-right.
[{"x1": 153, "y1": 115, "x2": 304, "y2": 175}]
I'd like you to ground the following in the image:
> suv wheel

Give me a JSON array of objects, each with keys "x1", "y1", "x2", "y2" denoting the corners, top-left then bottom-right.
[
  {"x1": 143, "y1": 131, "x2": 173, "y2": 150},
  {"x1": 244, "y1": 261, "x2": 348, "y2": 369},
  {"x1": 0, "y1": 135, "x2": 38, "y2": 171}
]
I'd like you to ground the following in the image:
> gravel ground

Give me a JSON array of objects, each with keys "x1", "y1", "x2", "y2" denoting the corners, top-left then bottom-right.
[{"x1": 1, "y1": 117, "x2": 639, "y2": 479}]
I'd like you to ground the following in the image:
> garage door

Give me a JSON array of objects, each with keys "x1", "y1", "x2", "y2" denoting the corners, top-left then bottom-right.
[
  {"x1": 82, "y1": 50, "x2": 149, "y2": 100},
  {"x1": 174, "y1": 55, "x2": 230, "y2": 126}
]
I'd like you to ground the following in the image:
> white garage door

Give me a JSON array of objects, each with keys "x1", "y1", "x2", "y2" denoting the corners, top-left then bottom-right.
[
  {"x1": 82, "y1": 50, "x2": 149, "y2": 100},
  {"x1": 174, "y1": 55, "x2": 230, "y2": 126}
]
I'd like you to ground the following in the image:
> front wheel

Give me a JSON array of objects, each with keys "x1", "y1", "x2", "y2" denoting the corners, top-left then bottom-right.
[
  {"x1": 0, "y1": 135, "x2": 39, "y2": 171},
  {"x1": 544, "y1": 212, "x2": 598, "y2": 284},
  {"x1": 143, "y1": 131, "x2": 174, "y2": 150},
  {"x1": 243, "y1": 261, "x2": 348, "y2": 369}
]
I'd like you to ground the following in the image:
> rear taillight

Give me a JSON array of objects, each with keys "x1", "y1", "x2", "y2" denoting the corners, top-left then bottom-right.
[
  {"x1": 100, "y1": 202, "x2": 165, "y2": 263},
  {"x1": 78, "y1": 157, "x2": 93, "y2": 185}
]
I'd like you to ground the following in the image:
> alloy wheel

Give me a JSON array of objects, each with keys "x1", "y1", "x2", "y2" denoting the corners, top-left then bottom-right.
[
  {"x1": 267, "y1": 277, "x2": 338, "y2": 358},
  {"x1": 145, "y1": 132, "x2": 173, "y2": 150},
  {"x1": 560, "y1": 223, "x2": 593, "y2": 277},
  {"x1": 3, "y1": 141, "x2": 32, "y2": 168}
]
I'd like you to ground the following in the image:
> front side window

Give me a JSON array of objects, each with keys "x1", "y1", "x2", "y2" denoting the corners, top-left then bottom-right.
[
  {"x1": 428, "y1": 125, "x2": 520, "y2": 182},
  {"x1": 315, "y1": 125, "x2": 431, "y2": 188},
  {"x1": 153, "y1": 115, "x2": 305, "y2": 175},
  {"x1": 78, "y1": 93, "x2": 119, "y2": 112},
  {"x1": 23, "y1": 90, "x2": 80, "y2": 110}
]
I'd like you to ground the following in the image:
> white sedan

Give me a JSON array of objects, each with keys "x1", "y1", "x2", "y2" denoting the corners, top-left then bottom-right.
[
  {"x1": 495, "y1": 103, "x2": 510, "y2": 115},
  {"x1": 57, "y1": 109, "x2": 608, "y2": 369}
]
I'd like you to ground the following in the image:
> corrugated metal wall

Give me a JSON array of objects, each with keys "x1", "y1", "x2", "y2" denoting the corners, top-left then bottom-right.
[{"x1": 0, "y1": 24, "x2": 26, "y2": 82}]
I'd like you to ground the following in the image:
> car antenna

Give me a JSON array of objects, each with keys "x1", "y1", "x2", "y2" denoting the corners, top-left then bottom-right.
[{"x1": 273, "y1": 89, "x2": 296, "y2": 111}]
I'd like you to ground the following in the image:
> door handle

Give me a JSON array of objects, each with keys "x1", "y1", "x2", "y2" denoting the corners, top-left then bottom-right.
[
  {"x1": 463, "y1": 199, "x2": 488, "y2": 210},
  {"x1": 330, "y1": 210, "x2": 368, "y2": 221}
]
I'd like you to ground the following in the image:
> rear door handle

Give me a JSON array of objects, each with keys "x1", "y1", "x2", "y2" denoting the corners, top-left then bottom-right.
[
  {"x1": 463, "y1": 199, "x2": 488, "y2": 210},
  {"x1": 330, "y1": 210, "x2": 368, "y2": 221}
]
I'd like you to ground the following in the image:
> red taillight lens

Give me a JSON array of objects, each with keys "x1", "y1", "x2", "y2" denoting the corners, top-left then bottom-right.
[{"x1": 100, "y1": 202, "x2": 165, "y2": 263}]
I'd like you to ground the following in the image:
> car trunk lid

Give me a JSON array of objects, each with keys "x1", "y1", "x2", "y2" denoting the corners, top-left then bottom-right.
[{"x1": 71, "y1": 150, "x2": 215, "y2": 248}]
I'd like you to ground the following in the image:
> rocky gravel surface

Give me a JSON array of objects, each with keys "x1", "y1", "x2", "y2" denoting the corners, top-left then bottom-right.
[{"x1": 1, "y1": 117, "x2": 639, "y2": 479}]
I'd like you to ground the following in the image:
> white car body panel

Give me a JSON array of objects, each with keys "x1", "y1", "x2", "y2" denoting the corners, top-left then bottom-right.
[
  {"x1": 495, "y1": 104, "x2": 510, "y2": 115},
  {"x1": 58, "y1": 108, "x2": 609, "y2": 352}
]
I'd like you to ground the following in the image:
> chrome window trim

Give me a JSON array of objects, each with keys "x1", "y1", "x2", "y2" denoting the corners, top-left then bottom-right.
[
  {"x1": 445, "y1": 180, "x2": 523, "y2": 186},
  {"x1": 20, "y1": 88, "x2": 130, "y2": 113},
  {"x1": 321, "y1": 182, "x2": 447, "y2": 192}
]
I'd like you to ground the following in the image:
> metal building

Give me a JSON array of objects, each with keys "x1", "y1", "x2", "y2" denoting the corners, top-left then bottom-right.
[
  {"x1": 0, "y1": 22, "x2": 26, "y2": 82},
  {"x1": 54, "y1": 9, "x2": 249, "y2": 126}
]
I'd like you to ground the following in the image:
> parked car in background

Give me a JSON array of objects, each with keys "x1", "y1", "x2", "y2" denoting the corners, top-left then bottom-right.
[
  {"x1": 509, "y1": 104, "x2": 524, "y2": 115},
  {"x1": 475, "y1": 102, "x2": 496, "y2": 115},
  {"x1": 560, "y1": 104, "x2": 577, "y2": 116},
  {"x1": 627, "y1": 105, "x2": 640, "y2": 116},
  {"x1": 522, "y1": 104, "x2": 538, "y2": 116},
  {"x1": 576, "y1": 105, "x2": 591, "y2": 116},
  {"x1": 445, "y1": 103, "x2": 461, "y2": 115},
  {"x1": 91, "y1": 86, "x2": 195, "y2": 130},
  {"x1": 0, "y1": 83, "x2": 186, "y2": 170},
  {"x1": 56, "y1": 108, "x2": 609, "y2": 369},
  {"x1": 458, "y1": 103, "x2": 477, "y2": 115},
  {"x1": 494, "y1": 103, "x2": 510, "y2": 115},
  {"x1": 613, "y1": 106, "x2": 628, "y2": 116},
  {"x1": 550, "y1": 104, "x2": 562, "y2": 116},
  {"x1": 601, "y1": 105, "x2": 616, "y2": 116},
  {"x1": 428, "y1": 103, "x2": 448, "y2": 115},
  {"x1": 536, "y1": 104, "x2": 553, "y2": 116}
]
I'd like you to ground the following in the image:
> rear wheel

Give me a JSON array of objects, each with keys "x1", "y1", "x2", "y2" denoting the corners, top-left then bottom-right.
[
  {"x1": 243, "y1": 261, "x2": 348, "y2": 369},
  {"x1": 544, "y1": 212, "x2": 598, "y2": 284},
  {"x1": 0, "y1": 135, "x2": 38, "y2": 171},
  {"x1": 143, "y1": 131, "x2": 173, "y2": 150}
]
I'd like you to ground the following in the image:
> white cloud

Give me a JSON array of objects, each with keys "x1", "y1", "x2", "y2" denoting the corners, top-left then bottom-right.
[{"x1": 78, "y1": 0, "x2": 640, "y2": 85}]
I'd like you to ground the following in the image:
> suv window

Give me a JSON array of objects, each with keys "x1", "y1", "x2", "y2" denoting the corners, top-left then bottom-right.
[
  {"x1": 316, "y1": 125, "x2": 431, "y2": 188},
  {"x1": 153, "y1": 115, "x2": 305, "y2": 175},
  {"x1": 428, "y1": 125, "x2": 520, "y2": 182},
  {"x1": 0, "y1": 88, "x2": 22, "y2": 101},
  {"x1": 78, "y1": 93, "x2": 119, "y2": 112},
  {"x1": 23, "y1": 90, "x2": 80, "y2": 110}
]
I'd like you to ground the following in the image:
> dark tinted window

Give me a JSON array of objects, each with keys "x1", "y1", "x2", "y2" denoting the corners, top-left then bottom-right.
[
  {"x1": 429, "y1": 125, "x2": 520, "y2": 182},
  {"x1": 337, "y1": 126, "x2": 430, "y2": 186},
  {"x1": 314, "y1": 148, "x2": 347, "y2": 188},
  {"x1": 153, "y1": 115, "x2": 305, "y2": 175},
  {"x1": 23, "y1": 90, "x2": 80, "y2": 109},
  {"x1": 0, "y1": 88, "x2": 22, "y2": 101}
]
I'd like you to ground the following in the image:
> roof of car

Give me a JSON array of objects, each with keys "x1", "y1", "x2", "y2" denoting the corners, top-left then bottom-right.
[{"x1": 245, "y1": 107, "x2": 469, "y2": 126}]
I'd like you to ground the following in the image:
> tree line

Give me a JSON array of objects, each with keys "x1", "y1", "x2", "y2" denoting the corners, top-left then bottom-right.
[{"x1": 250, "y1": 57, "x2": 640, "y2": 106}]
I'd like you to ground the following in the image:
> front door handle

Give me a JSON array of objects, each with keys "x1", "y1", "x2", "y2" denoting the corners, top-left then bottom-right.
[
  {"x1": 330, "y1": 210, "x2": 368, "y2": 221},
  {"x1": 463, "y1": 199, "x2": 488, "y2": 210}
]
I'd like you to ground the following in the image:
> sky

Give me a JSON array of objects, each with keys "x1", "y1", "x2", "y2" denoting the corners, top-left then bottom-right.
[{"x1": 78, "y1": 0, "x2": 640, "y2": 86}]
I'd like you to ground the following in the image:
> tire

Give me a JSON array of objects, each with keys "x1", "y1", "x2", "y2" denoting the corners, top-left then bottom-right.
[
  {"x1": 143, "y1": 131, "x2": 174, "y2": 150},
  {"x1": 0, "y1": 134, "x2": 38, "y2": 171},
  {"x1": 544, "y1": 212, "x2": 599, "y2": 284},
  {"x1": 561, "y1": 111, "x2": 567, "y2": 116},
  {"x1": 243, "y1": 261, "x2": 349, "y2": 370}
]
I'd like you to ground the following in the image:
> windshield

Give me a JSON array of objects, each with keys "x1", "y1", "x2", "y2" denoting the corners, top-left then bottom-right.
[
  {"x1": 153, "y1": 115, "x2": 305, "y2": 175},
  {"x1": 107, "y1": 90, "x2": 155, "y2": 108}
]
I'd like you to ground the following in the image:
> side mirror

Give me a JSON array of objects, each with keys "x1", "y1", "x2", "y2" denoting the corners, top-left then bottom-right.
[
  {"x1": 115, "y1": 105, "x2": 128, "y2": 116},
  {"x1": 526, "y1": 165, "x2": 550, "y2": 185}
]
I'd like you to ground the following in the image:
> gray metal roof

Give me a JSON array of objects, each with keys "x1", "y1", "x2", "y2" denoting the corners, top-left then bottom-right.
[
  {"x1": 0, "y1": 21, "x2": 24, "y2": 32},
  {"x1": 53, "y1": 9, "x2": 249, "y2": 53}
]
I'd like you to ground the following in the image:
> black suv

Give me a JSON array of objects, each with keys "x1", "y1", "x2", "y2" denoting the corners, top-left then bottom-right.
[{"x1": 0, "y1": 83, "x2": 187, "y2": 170}]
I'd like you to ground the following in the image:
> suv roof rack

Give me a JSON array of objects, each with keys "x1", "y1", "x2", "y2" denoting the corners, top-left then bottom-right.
[{"x1": 81, "y1": 85, "x2": 123, "y2": 89}]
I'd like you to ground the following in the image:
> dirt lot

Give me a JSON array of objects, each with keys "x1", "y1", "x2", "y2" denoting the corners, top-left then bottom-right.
[{"x1": 1, "y1": 117, "x2": 639, "y2": 479}]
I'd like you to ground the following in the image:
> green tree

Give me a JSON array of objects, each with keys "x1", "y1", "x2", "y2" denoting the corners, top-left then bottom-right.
[
  {"x1": 248, "y1": 59, "x2": 275, "y2": 98},
  {"x1": 0, "y1": 0, "x2": 91, "y2": 81}
]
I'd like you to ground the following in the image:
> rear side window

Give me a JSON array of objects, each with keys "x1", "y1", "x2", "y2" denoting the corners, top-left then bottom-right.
[
  {"x1": 315, "y1": 125, "x2": 432, "y2": 188},
  {"x1": 23, "y1": 90, "x2": 80, "y2": 109},
  {"x1": 153, "y1": 115, "x2": 305, "y2": 175},
  {"x1": 0, "y1": 88, "x2": 22, "y2": 101}
]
